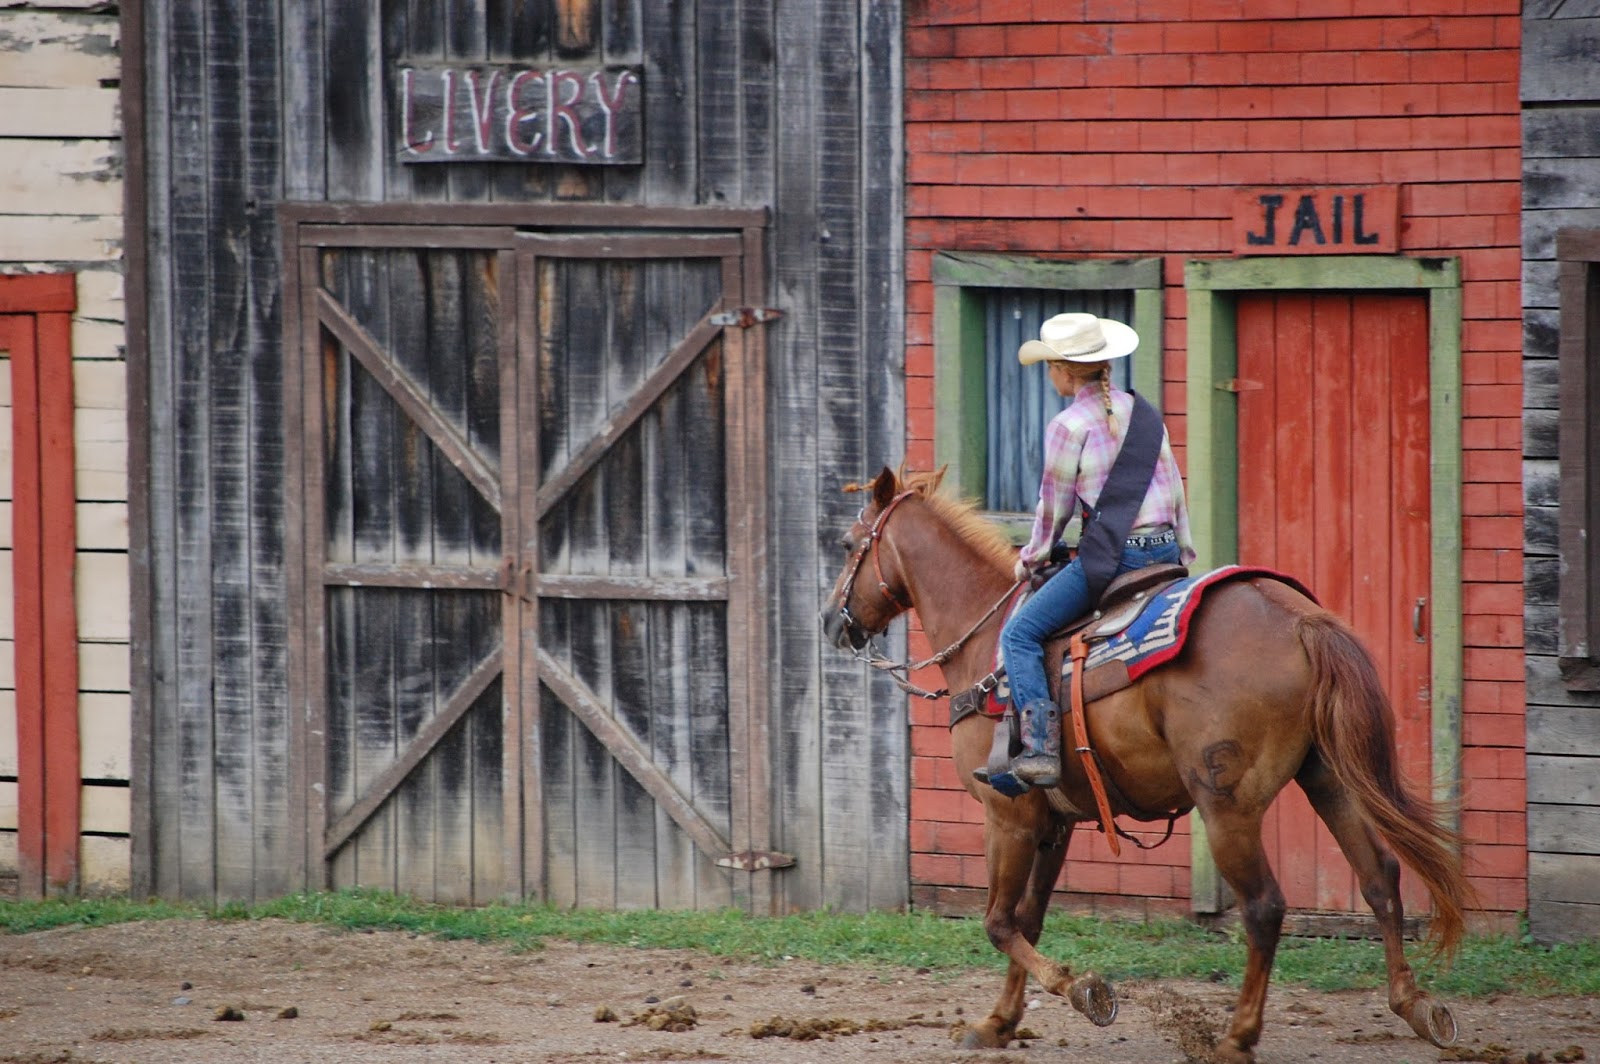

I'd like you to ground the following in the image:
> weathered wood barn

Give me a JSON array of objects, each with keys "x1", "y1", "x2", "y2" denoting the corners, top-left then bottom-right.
[
  {"x1": 1521, "y1": 4, "x2": 1600, "y2": 944},
  {"x1": 111, "y1": 0, "x2": 908, "y2": 912}
]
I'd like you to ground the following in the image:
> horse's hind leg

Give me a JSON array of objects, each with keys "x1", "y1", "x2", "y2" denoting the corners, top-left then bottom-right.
[
  {"x1": 1195, "y1": 803, "x2": 1285, "y2": 1064},
  {"x1": 1297, "y1": 754, "x2": 1458, "y2": 1047}
]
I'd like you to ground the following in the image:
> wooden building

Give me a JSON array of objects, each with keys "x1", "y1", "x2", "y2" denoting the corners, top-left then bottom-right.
[
  {"x1": 1520, "y1": 4, "x2": 1600, "y2": 943},
  {"x1": 901, "y1": 2, "x2": 1531, "y2": 935},
  {"x1": 118, "y1": 0, "x2": 908, "y2": 912},
  {"x1": 0, "y1": 0, "x2": 131, "y2": 896}
]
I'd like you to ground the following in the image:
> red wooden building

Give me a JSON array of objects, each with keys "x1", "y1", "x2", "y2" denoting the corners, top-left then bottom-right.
[{"x1": 901, "y1": 2, "x2": 1527, "y2": 934}]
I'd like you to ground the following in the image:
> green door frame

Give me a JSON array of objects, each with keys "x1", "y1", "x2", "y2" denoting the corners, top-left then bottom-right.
[{"x1": 1183, "y1": 255, "x2": 1464, "y2": 912}]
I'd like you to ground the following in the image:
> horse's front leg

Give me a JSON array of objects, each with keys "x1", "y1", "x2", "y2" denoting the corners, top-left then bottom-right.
[{"x1": 963, "y1": 808, "x2": 1114, "y2": 1049}]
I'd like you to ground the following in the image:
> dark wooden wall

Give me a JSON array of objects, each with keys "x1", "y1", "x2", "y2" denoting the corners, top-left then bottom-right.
[
  {"x1": 128, "y1": 0, "x2": 907, "y2": 911},
  {"x1": 1521, "y1": 4, "x2": 1600, "y2": 944}
]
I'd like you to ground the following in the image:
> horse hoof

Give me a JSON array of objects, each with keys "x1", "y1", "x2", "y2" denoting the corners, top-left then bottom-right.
[
  {"x1": 1405, "y1": 998, "x2": 1457, "y2": 1048},
  {"x1": 1210, "y1": 1040, "x2": 1254, "y2": 1064},
  {"x1": 1067, "y1": 972, "x2": 1117, "y2": 1027},
  {"x1": 957, "y1": 1024, "x2": 1009, "y2": 1049}
]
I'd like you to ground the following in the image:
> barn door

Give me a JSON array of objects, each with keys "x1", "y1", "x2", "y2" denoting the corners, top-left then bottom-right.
[
  {"x1": 1236, "y1": 291, "x2": 1434, "y2": 917},
  {"x1": 515, "y1": 233, "x2": 771, "y2": 912},
  {"x1": 292, "y1": 221, "x2": 771, "y2": 910},
  {"x1": 297, "y1": 240, "x2": 519, "y2": 904}
]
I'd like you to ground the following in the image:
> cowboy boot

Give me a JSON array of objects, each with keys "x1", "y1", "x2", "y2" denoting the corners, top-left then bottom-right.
[
  {"x1": 1011, "y1": 699, "x2": 1062, "y2": 788},
  {"x1": 972, "y1": 709, "x2": 1030, "y2": 797}
]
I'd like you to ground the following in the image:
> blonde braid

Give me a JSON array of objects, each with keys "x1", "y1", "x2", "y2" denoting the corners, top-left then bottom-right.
[{"x1": 1100, "y1": 366, "x2": 1116, "y2": 432}]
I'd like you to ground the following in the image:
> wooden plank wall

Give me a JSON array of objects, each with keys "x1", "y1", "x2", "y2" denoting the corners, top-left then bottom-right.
[
  {"x1": 134, "y1": 0, "x2": 906, "y2": 909},
  {"x1": 1, "y1": 1, "x2": 131, "y2": 895},
  {"x1": 1521, "y1": 6, "x2": 1600, "y2": 943}
]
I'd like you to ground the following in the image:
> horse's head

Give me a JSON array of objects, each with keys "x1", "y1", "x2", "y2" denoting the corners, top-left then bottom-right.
[{"x1": 820, "y1": 465, "x2": 943, "y2": 651}]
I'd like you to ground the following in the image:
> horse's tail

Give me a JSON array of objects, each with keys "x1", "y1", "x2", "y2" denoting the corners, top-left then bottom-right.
[{"x1": 1295, "y1": 611, "x2": 1474, "y2": 958}]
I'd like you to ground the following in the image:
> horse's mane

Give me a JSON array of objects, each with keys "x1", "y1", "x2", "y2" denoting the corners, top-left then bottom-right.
[{"x1": 901, "y1": 470, "x2": 1019, "y2": 576}]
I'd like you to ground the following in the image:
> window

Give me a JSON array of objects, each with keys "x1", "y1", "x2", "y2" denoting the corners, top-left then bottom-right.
[
  {"x1": 1557, "y1": 230, "x2": 1600, "y2": 690},
  {"x1": 932, "y1": 253, "x2": 1163, "y2": 533}
]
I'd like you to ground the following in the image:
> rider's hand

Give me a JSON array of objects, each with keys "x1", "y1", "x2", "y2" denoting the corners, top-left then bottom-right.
[{"x1": 1013, "y1": 558, "x2": 1029, "y2": 583}]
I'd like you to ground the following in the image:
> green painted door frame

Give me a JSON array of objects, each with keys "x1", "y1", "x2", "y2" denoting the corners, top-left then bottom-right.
[{"x1": 1183, "y1": 255, "x2": 1464, "y2": 913}]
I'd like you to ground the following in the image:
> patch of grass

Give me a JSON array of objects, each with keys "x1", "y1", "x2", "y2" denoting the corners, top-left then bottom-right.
[{"x1": 4, "y1": 889, "x2": 1599, "y2": 997}]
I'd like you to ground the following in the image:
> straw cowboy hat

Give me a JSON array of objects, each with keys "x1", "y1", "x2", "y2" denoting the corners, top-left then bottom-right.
[{"x1": 1017, "y1": 313, "x2": 1139, "y2": 365}]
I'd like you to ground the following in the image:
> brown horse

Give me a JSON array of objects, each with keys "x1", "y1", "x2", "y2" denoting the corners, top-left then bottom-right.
[{"x1": 820, "y1": 467, "x2": 1472, "y2": 1064}]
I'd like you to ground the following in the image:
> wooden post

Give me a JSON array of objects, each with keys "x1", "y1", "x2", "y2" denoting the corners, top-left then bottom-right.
[{"x1": 2, "y1": 273, "x2": 81, "y2": 897}]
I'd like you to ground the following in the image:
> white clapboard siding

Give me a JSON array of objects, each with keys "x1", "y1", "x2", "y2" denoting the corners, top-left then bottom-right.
[
  {"x1": 0, "y1": 637, "x2": 11, "y2": 686},
  {"x1": 79, "y1": 691, "x2": 129, "y2": 780},
  {"x1": 0, "y1": 690, "x2": 14, "y2": 775},
  {"x1": 78, "y1": 641, "x2": 129, "y2": 693},
  {"x1": 73, "y1": 269, "x2": 124, "y2": 324},
  {"x1": 73, "y1": 358, "x2": 124, "y2": 410},
  {"x1": 0, "y1": 139, "x2": 121, "y2": 215},
  {"x1": 0, "y1": 550, "x2": 11, "y2": 640},
  {"x1": 71, "y1": 318, "x2": 125, "y2": 361},
  {"x1": 0, "y1": 780, "x2": 15, "y2": 831},
  {"x1": 77, "y1": 502, "x2": 127, "y2": 550},
  {"x1": 80, "y1": 783, "x2": 128, "y2": 833},
  {"x1": 75, "y1": 552, "x2": 128, "y2": 642},
  {"x1": 0, "y1": 831, "x2": 15, "y2": 876},
  {"x1": 0, "y1": 11, "x2": 120, "y2": 90},
  {"x1": 0, "y1": 501, "x2": 8, "y2": 545},
  {"x1": 0, "y1": 88, "x2": 119, "y2": 138},
  {"x1": 0, "y1": 214, "x2": 121, "y2": 263},
  {"x1": 81, "y1": 835, "x2": 129, "y2": 893},
  {"x1": 74, "y1": 412, "x2": 126, "y2": 502}
]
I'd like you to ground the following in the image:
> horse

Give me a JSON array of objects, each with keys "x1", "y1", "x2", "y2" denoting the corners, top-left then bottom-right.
[{"x1": 820, "y1": 467, "x2": 1472, "y2": 1064}]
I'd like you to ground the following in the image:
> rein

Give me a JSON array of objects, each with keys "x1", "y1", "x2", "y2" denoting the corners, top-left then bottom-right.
[{"x1": 838, "y1": 490, "x2": 1023, "y2": 700}]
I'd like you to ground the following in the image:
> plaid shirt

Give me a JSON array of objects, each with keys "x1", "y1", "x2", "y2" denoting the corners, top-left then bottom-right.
[{"x1": 1018, "y1": 386, "x2": 1196, "y2": 570}]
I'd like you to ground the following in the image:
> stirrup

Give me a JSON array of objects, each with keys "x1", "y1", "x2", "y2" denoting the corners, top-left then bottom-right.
[{"x1": 973, "y1": 710, "x2": 1030, "y2": 797}]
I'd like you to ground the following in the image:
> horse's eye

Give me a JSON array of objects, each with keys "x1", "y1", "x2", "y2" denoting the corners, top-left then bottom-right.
[{"x1": 839, "y1": 534, "x2": 855, "y2": 552}]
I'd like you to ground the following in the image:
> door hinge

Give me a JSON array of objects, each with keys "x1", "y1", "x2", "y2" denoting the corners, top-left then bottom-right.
[
  {"x1": 710, "y1": 307, "x2": 784, "y2": 328},
  {"x1": 1216, "y1": 378, "x2": 1263, "y2": 392},
  {"x1": 715, "y1": 850, "x2": 796, "y2": 871}
]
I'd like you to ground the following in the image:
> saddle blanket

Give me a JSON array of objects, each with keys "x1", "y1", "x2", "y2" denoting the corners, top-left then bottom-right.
[{"x1": 991, "y1": 565, "x2": 1314, "y2": 709}]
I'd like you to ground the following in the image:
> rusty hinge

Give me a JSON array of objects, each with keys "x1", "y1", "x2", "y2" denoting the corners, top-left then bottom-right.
[
  {"x1": 1216, "y1": 378, "x2": 1263, "y2": 393},
  {"x1": 710, "y1": 307, "x2": 784, "y2": 328},
  {"x1": 715, "y1": 850, "x2": 796, "y2": 871}
]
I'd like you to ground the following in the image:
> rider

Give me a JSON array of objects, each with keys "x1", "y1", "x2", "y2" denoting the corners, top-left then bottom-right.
[{"x1": 989, "y1": 313, "x2": 1195, "y2": 793}]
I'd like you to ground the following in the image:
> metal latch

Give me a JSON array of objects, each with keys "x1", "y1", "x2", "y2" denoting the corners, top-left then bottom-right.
[
  {"x1": 715, "y1": 850, "x2": 796, "y2": 871},
  {"x1": 710, "y1": 307, "x2": 784, "y2": 328}
]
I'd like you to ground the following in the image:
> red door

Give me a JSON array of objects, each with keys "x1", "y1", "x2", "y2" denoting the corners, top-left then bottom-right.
[{"x1": 1236, "y1": 291, "x2": 1433, "y2": 915}]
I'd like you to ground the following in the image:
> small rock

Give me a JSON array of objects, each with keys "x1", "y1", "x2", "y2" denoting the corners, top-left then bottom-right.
[
  {"x1": 214, "y1": 1005, "x2": 245, "y2": 1022},
  {"x1": 276, "y1": 1006, "x2": 298, "y2": 1019},
  {"x1": 800, "y1": 984, "x2": 816, "y2": 995},
  {"x1": 172, "y1": 996, "x2": 191, "y2": 1006},
  {"x1": 180, "y1": 981, "x2": 193, "y2": 990},
  {"x1": 644, "y1": 995, "x2": 660, "y2": 1004},
  {"x1": 369, "y1": 1020, "x2": 391, "y2": 1032}
]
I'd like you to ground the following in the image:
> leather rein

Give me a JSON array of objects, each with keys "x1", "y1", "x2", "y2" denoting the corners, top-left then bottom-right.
[{"x1": 836, "y1": 490, "x2": 1023, "y2": 700}]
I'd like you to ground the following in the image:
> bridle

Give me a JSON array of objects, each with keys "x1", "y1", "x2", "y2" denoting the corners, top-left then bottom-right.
[{"x1": 834, "y1": 489, "x2": 1024, "y2": 700}]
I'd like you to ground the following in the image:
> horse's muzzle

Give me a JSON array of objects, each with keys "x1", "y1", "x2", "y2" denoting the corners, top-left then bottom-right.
[{"x1": 819, "y1": 605, "x2": 869, "y2": 651}]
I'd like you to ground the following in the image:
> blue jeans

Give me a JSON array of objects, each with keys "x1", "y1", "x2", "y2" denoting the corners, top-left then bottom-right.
[{"x1": 1000, "y1": 542, "x2": 1182, "y2": 710}]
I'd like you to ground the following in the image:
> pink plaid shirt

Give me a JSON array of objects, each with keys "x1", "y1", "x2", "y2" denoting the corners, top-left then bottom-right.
[{"x1": 1018, "y1": 386, "x2": 1196, "y2": 570}]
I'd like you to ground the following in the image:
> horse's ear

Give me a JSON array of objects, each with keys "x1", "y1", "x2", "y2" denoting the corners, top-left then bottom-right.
[{"x1": 872, "y1": 466, "x2": 899, "y2": 509}]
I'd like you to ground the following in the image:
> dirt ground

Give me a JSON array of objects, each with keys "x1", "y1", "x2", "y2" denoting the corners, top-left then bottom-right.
[{"x1": 0, "y1": 919, "x2": 1593, "y2": 1064}]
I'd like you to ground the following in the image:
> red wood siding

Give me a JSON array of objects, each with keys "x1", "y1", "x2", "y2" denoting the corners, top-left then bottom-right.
[
  {"x1": 904, "y1": 5, "x2": 1524, "y2": 924},
  {"x1": 1, "y1": 273, "x2": 81, "y2": 897}
]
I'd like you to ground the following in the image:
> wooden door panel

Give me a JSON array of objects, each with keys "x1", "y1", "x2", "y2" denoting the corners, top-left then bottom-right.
[
  {"x1": 521, "y1": 235, "x2": 749, "y2": 910},
  {"x1": 310, "y1": 245, "x2": 511, "y2": 903},
  {"x1": 1238, "y1": 291, "x2": 1432, "y2": 916}
]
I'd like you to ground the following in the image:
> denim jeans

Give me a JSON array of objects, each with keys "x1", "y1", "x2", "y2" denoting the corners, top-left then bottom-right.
[{"x1": 1000, "y1": 541, "x2": 1183, "y2": 710}]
